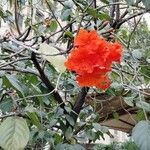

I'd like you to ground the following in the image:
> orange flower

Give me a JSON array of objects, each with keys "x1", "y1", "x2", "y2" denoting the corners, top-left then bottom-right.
[
  {"x1": 65, "y1": 29, "x2": 122, "y2": 90},
  {"x1": 76, "y1": 68, "x2": 111, "y2": 90},
  {"x1": 108, "y1": 42, "x2": 122, "y2": 63},
  {"x1": 74, "y1": 29, "x2": 99, "y2": 47}
]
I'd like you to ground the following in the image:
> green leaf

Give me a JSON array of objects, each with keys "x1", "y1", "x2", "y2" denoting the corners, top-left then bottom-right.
[
  {"x1": 66, "y1": 115, "x2": 75, "y2": 126},
  {"x1": 61, "y1": 9, "x2": 72, "y2": 21},
  {"x1": 124, "y1": 96, "x2": 135, "y2": 107},
  {"x1": 112, "y1": 112, "x2": 119, "y2": 120},
  {"x1": 25, "y1": 105, "x2": 37, "y2": 113},
  {"x1": 136, "y1": 101, "x2": 150, "y2": 112},
  {"x1": 0, "y1": 78, "x2": 3, "y2": 89},
  {"x1": 126, "y1": 0, "x2": 135, "y2": 5},
  {"x1": 100, "y1": 0, "x2": 109, "y2": 4},
  {"x1": 72, "y1": 144, "x2": 86, "y2": 150},
  {"x1": 93, "y1": 123, "x2": 102, "y2": 131},
  {"x1": 65, "y1": 106, "x2": 72, "y2": 113},
  {"x1": 65, "y1": 126, "x2": 73, "y2": 140},
  {"x1": 57, "y1": 122, "x2": 65, "y2": 134},
  {"x1": 87, "y1": 8, "x2": 110, "y2": 20},
  {"x1": 64, "y1": 0, "x2": 74, "y2": 8},
  {"x1": 122, "y1": 141, "x2": 138, "y2": 150},
  {"x1": 53, "y1": 133, "x2": 63, "y2": 144},
  {"x1": 140, "y1": 65, "x2": 150, "y2": 83},
  {"x1": 65, "y1": 31, "x2": 74, "y2": 38},
  {"x1": 39, "y1": 43, "x2": 66, "y2": 73},
  {"x1": 86, "y1": 129, "x2": 96, "y2": 140},
  {"x1": 9, "y1": 0, "x2": 15, "y2": 8},
  {"x1": 0, "y1": 99, "x2": 13, "y2": 113},
  {"x1": 142, "y1": 0, "x2": 150, "y2": 10},
  {"x1": 132, "y1": 121, "x2": 150, "y2": 150},
  {"x1": 0, "y1": 117, "x2": 30, "y2": 150},
  {"x1": 48, "y1": 19, "x2": 58, "y2": 32},
  {"x1": 0, "y1": 8, "x2": 4, "y2": 18},
  {"x1": 27, "y1": 112, "x2": 42, "y2": 129},
  {"x1": 5, "y1": 74, "x2": 24, "y2": 96},
  {"x1": 136, "y1": 110, "x2": 145, "y2": 121},
  {"x1": 132, "y1": 49, "x2": 143, "y2": 59},
  {"x1": 56, "y1": 144, "x2": 85, "y2": 150}
]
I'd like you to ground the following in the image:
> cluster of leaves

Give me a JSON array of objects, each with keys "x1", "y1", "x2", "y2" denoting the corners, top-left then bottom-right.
[{"x1": 94, "y1": 140, "x2": 138, "y2": 150}]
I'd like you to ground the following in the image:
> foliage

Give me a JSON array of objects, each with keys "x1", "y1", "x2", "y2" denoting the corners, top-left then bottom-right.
[
  {"x1": 0, "y1": 117, "x2": 29, "y2": 150},
  {"x1": 132, "y1": 121, "x2": 150, "y2": 150},
  {"x1": 0, "y1": 0, "x2": 150, "y2": 149},
  {"x1": 94, "y1": 141, "x2": 138, "y2": 150}
]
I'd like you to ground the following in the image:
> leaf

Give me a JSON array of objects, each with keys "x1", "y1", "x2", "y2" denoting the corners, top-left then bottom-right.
[
  {"x1": 66, "y1": 115, "x2": 75, "y2": 126},
  {"x1": 86, "y1": 129, "x2": 96, "y2": 140},
  {"x1": 136, "y1": 110, "x2": 145, "y2": 121},
  {"x1": 112, "y1": 112, "x2": 119, "y2": 120},
  {"x1": 93, "y1": 123, "x2": 102, "y2": 131},
  {"x1": 61, "y1": 8, "x2": 72, "y2": 21},
  {"x1": 0, "y1": 78, "x2": 3, "y2": 88},
  {"x1": 65, "y1": 31, "x2": 74, "y2": 38},
  {"x1": 9, "y1": 0, "x2": 15, "y2": 8},
  {"x1": 132, "y1": 121, "x2": 150, "y2": 150},
  {"x1": 56, "y1": 144, "x2": 85, "y2": 150},
  {"x1": 65, "y1": 126, "x2": 73, "y2": 140},
  {"x1": 39, "y1": 43, "x2": 66, "y2": 73},
  {"x1": 100, "y1": 0, "x2": 109, "y2": 4},
  {"x1": 136, "y1": 101, "x2": 150, "y2": 112},
  {"x1": 124, "y1": 96, "x2": 135, "y2": 107},
  {"x1": 0, "y1": 99, "x2": 13, "y2": 113},
  {"x1": 64, "y1": 0, "x2": 74, "y2": 8},
  {"x1": 25, "y1": 105, "x2": 37, "y2": 113},
  {"x1": 142, "y1": 0, "x2": 150, "y2": 10},
  {"x1": 140, "y1": 65, "x2": 150, "y2": 83},
  {"x1": 87, "y1": 8, "x2": 110, "y2": 20},
  {"x1": 64, "y1": 106, "x2": 72, "y2": 113},
  {"x1": 122, "y1": 141, "x2": 138, "y2": 150},
  {"x1": 26, "y1": 112, "x2": 42, "y2": 129},
  {"x1": 0, "y1": 117, "x2": 30, "y2": 150},
  {"x1": 125, "y1": 0, "x2": 135, "y2": 5},
  {"x1": 0, "y1": 8, "x2": 4, "y2": 18},
  {"x1": 49, "y1": 119, "x2": 57, "y2": 127},
  {"x1": 48, "y1": 19, "x2": 58, "y2": 32},
  {"x1": 53, "y1": 133, "x2": 63, "y2": 144},
  {"x1": 132, "y1": 49, "x2": 143, "y2": 59},
  {"x1": 5, "y1": 74, "x2": 24, "y2": 96}
]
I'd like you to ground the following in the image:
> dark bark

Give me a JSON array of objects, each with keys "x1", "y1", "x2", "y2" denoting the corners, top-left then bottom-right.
[
  {"x1": 71, "y1": 87, "x2": 89, "y2": 122},
  {"x1": 31, "y1": 52, "x2": 65, "y2": 109}
]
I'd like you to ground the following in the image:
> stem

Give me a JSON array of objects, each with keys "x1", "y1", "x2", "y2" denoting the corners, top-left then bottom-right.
[
  {"x1": 14, "y1": 0, "x2": 21, "y2": 35},
  {"x1": 31, "y1": 52, "x2": 65, "y2": 109},
  {"x1": 71, "y1": 87, "x2": 89, "y2": 122}
]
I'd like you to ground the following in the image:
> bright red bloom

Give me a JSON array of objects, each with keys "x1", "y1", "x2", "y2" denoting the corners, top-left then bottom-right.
[
  {"x1": 109, "y1": 42, "x2": 122, "y2": 63},
  {"x1": 74, "y1": 29, "x2": 99, "y2": 47},
  {"x1": 65, "y1": 29, "x2": 122, "y2": 90},
  {"x1": 76, "y1": 68, "x2": 111, "y2": 90}
]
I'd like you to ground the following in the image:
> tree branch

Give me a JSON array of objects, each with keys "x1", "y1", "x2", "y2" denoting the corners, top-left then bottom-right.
[
  {"x1": 117, "y1": 10, "x2": 146, "y2": 28},
  {"x1": 115, "y1": 0, "x2": 120, "y2": 21},
  {"x1": 0, "y1": 57, "x2": 30, "y2": 69},
  {"x1": 14, "y1": 0, "x2": 21, "y2": 35},
  {"x1": 0, "y1": 66, "x2": 39, "y2": 76},
  {"x1": 71, "y1": 87, "x2": 89, "y2": 122},
  {"x1": 31, "y1": 52, "x2": 65, "y2": 109}
]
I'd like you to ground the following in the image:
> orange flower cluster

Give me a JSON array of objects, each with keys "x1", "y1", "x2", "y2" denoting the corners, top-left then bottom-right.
[{"x1": 65, "y1": 29, "x2": 122, "y2": 90}]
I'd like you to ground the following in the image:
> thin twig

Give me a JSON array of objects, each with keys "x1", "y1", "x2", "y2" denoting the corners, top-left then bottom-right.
[
  {"x1": 0, "y1": 66, "x2": 39, "y2": 76},
  {"x1": 127, "y1": 16, "x2": 142, "y2": 49},
  {"x1": 0, "y1": 57, "x2": 30, "y2": 69},
  {"x1": 14, "y1": 0, "x2": 21, "y2": 35}
]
